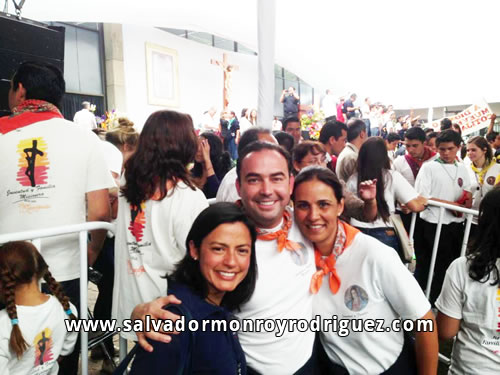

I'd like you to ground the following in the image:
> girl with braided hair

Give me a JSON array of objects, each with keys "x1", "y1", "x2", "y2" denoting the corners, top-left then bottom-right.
[{"x1": 0, "y1": 241, "x2": 78, "y2": 374}]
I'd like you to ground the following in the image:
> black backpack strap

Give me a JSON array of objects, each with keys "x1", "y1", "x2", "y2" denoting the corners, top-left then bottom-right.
[
  {"x1": 112, "y1": 304, "x2": 196, "y2": 375},
  {"x1": 168, "y1": 303, "x2": 196, "y2": 375}
]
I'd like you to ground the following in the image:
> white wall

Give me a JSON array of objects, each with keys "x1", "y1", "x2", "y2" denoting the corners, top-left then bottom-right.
[{"x1": 121, "y1": 24, "x2": 258, "y2": 131}]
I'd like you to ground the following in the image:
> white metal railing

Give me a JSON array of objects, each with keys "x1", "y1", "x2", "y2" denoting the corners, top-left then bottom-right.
[
  {"x1": 409, "y1": 199, "x2": 478, "y2": 366},
  {"x1": 0, "y1": 221, "x2": 115, "y2": 375}
]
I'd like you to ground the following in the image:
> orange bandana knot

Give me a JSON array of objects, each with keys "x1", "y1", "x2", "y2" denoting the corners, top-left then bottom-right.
[
  {"x1": 310, "y1": 251, "x2": 340, "y2": 295},
  {"x1": 256, "y1": 210, "x2": 301, "y2": 252},
  {"x1": 309, "y1": 221, "x2": 360, "y2": 295}
]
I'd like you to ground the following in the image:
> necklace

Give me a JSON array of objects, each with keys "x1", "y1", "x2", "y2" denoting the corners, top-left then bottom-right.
[
  {"x1": 436, "y1": 158, "x2": 458, "y2": 184},
  {"x1": 205, "y1": 295, "x2": 220, "y2": 306}
]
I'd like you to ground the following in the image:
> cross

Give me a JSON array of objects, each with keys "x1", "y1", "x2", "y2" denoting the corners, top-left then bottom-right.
[{"x1": 210, "y1": 53, "x2": 239, "y2": 111}]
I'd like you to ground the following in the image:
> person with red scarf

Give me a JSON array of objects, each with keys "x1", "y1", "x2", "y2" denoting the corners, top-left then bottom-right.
[
  {"x1": 0, "y1": 61, "x2": 114, "y2": 374},
  {"x1": 393, "y1": 127, "x2": 437, "y2": 233}
]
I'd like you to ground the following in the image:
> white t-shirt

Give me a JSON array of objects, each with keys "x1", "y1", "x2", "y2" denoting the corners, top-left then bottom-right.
[
  {"x1": 73, "y1": 109, "x2": 97, "y2": 131},
  {"x1": 322, "y1": 95, "x2": 337, "y2": 118},
  {"x1": 236, "y1": 214, "x2": 316, "y2": 374},
  {"x1": 315, "y1": 230, "x2": 431, "y2": 374},
  {"x1": 100, "y1": 140, "x2": 123, "y2": 175},
  {"x1": 112, "y1": 180, "x2": 208, "y2": 341},
  {"x1": 215, "y1": 167, "x2": 240, "y2": 203},
  {"x1": 0, "y1": 296, "x2": 78, "y2": 375},
  {"x1": 467, "y1": 161, "x2": 500, "y2": 224},
  {"x1": 200, "y1": 113, "x2": 219, "y2": 132},
  {"x1": 347, "y1": 169, "x2": 419, "y2": 228},
  {"x1": 415, "y1": 160, "x2": 471, "y2": 225},
  {"x1": 435, "y1": 257, "x2": 500, "y2": 375},
  {"x1": 0, "y1": 118, "x2": 115, "y2": 281},
  {"x1": 392, "y1": 154, "x2": 437, "y2": 187},
  {"x1": 238, "y1": 117, "x2": 253, "y2": 135}
]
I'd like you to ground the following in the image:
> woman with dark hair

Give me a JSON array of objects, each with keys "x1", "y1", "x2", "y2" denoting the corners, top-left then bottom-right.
[
  {"x1": 436, "y1": 187, "x2": 500, "y2": 374},
  {"x1": 292, "y1": 167, "x2": 438, "y2": 374},
  {"x1": 130, "y1": 202, "x2": 257, "y2": 374},
  {"x1": 292, "y1": 141, "x2": 327, "y2": 173},
  {"x1": 113, "y1": 110, "x2": 209, "y2": 342},
  {"x1": 192, "y1": 132, "x2": 233, "y2": 198},
  {"x1": 466, "y1": 136, "x2": 500, "y2": 226},
  {"x1": 346, "y1": 137, "x2": 426, "y2": 259}
]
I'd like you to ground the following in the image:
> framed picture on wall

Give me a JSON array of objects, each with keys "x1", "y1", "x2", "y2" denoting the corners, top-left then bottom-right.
[{"x1": 145, "y1": 43, "x2": 180, "y2": 107}]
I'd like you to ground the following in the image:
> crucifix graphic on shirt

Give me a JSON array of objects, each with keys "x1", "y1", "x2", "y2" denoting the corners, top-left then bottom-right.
[{"x1": 16, "y1": 137, "x2": 49, "y2": 187}]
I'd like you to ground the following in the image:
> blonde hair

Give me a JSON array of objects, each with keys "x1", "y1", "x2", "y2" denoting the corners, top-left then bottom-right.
[{"x1": 105, "y1": 117, "x2": 139, "y2": 149}]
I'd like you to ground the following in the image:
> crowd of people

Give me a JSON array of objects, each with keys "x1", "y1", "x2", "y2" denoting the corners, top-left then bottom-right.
[{"x1": 0, "y1": 61, "x2": 499, "y2": 374}]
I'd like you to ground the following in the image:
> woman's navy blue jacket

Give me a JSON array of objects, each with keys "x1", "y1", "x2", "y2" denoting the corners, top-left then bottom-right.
[{"x1": 130, "y1": 281, "x2": 247, "y2": 375}]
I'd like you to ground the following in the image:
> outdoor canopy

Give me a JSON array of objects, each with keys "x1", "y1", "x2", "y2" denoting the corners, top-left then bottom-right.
[{"x1": 17, "y1": 0, "x2": 500, "y2": 111}]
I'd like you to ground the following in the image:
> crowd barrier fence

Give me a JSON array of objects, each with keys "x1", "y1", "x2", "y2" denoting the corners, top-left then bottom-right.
[{"x1": 0, "y1": 221, "x2": 115, "y2": 375}]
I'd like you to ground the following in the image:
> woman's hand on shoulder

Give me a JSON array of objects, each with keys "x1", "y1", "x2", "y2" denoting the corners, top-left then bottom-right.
[{"x1": 131, "y1": 294, "x2": 182, "y2": 352}]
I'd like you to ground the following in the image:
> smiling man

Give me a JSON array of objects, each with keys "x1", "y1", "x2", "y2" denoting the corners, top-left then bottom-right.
[{"x1": 234, "y1": 141, "x2": 316, "y2": 374}]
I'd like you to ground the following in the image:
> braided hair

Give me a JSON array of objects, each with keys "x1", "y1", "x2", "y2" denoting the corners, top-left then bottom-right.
[{"x1": 0, "y1": 241, "x2": 76, "y2": 358}]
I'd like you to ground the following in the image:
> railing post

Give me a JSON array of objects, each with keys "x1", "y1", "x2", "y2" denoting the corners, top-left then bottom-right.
[
  {"x1": 426, "y1": 207, "x2": 445, "y2": 300},
  {"x1": 79, "y1": 230, "x2": 89, "y2": 375},
  {"x1": 460, "y1": 214, "x2": 474, "y2": 257}
]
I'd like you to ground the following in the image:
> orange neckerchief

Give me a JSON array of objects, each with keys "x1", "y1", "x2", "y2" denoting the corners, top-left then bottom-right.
[
  {"x1": 310, "y1": 221, "x2": 359, "y2": 295},
  {"x1": 256, "y1": 209, "x2": 302, "y2": 252}
]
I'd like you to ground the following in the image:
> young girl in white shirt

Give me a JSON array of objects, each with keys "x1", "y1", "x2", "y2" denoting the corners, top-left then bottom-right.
[{"x1": 0, "y1": 241, "x2": 78, "y2": 375}]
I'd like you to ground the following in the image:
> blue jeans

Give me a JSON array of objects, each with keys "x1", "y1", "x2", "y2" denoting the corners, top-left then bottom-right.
[
  {"x1": 370, "y1": 127, "x2": 380, "y2": 136},
  {"x1": 356, "y1": 227, "x2": 402, "y2": 260}
]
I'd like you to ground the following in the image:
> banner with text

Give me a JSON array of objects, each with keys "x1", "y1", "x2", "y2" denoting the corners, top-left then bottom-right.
[{"x1": 425, "y1": 102, "x2": 493, "y2": 136}]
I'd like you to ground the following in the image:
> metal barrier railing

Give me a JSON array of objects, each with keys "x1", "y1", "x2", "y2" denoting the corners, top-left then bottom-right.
[
  {"x1": 409, "y1": 200, "x2": 478, "y2": 366},
  {"x1": 0, "y1": 221, "x2": 115, "y2": 375}
]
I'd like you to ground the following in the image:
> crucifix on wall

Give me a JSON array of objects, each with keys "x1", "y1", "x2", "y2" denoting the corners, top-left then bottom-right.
[{"x1": 210, "y1": 53, "x2": 239, "y2": 111}]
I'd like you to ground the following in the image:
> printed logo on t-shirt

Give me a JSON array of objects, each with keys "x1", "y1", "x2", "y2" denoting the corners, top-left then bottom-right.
[
  {"x1": 289, "y1": 242, "x2": 309, "y2": 266},
  {"x1": 344, "y1": 285, "x2": 368, "y2": 312},
  {"x1": 8, "y1": 138, "x2": 55, "y2": 213},
  {"x1": 486, "y1": 176, "x2": 496, "y2": 186},
  {"x1": 16, "y1": 138, "x2": 49, "y2": 187},
  {"x1": 129, "y1": 202, "x2": 146, "y2": 242},
  {"x1": 33, "y1": 328, "x2": 55, "y2": 367},
  {"x1": 457, "y1": 177, "x2": 463, "y2": 187}
]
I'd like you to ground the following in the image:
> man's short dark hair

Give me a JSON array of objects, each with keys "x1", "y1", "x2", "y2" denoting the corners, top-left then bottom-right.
[
  {"x1": 319, "y1": 120, "x2": 348, "y2": 145},
  {"x1": 436, "y1": 129, "x2": 462, "y2": 147},
  {"x1": 282, "y1": 117, "x2": 300, "y2": 131},
  {"x1": 346, "y1": 119, "x2": 366, "y2": 142},
  {"x1": 237, "y1": 141, "x2": 292, "y2": 180},
  {"x1": 386, "y1": 133, "x2": 401, "y2": 143},
  {"x1": 404, "y1": 127, "x2": 426, "y2": 143},
  {"x1": 274, "y1": 131, "x2": 295, "y2": 153},
  {"x1": 486, "y1": 131, "x2": 498, "y2": 143},
  {"x1": 440, "y1": 118, "x2": 452, "y2": 131},
  {"x1": 11, "y1": 61, "x2": 65, "y2": 108},
  {"x1": 237, "y1": 127, "x2": 272, "y2": 155}
]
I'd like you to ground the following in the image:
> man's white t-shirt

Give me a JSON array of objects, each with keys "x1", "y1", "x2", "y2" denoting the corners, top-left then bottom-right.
[
  {"x1": 73, "y1": 109, "x2": 97, "y2": 131},
  {"x1": 100, "y1": 140, "x2": 123, "y2": 176},
  {"x1": 112, "y1": 180, "x2": 208, "y2": 341},
  {"x1": 315, "y1": 231, "x2": 431, "y2": 374},
  {"x1": 435, "y1": 257, "x2": 500, "y2": 374},
  {"x1": 0, "y1": 118, "x2": 115, "y2": 281},
  {"x1": 0, "y1": 296, "x2": 78, "y2": 375},
  {"x1": 215, "y1": 167, "x2": 240, "y2": 203},
  {"x1": 236, "y1": 214, "x2": 316, "y2": 374},
  {"x1": 415, "y1": 160, "x2": 471, "y2": 225},
  {"x1": 393, "y1": 154, "x2": 437, "y2": 187},
  {"x1": 346, "y1": 169, "x2": 418, "y2": 228}
]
